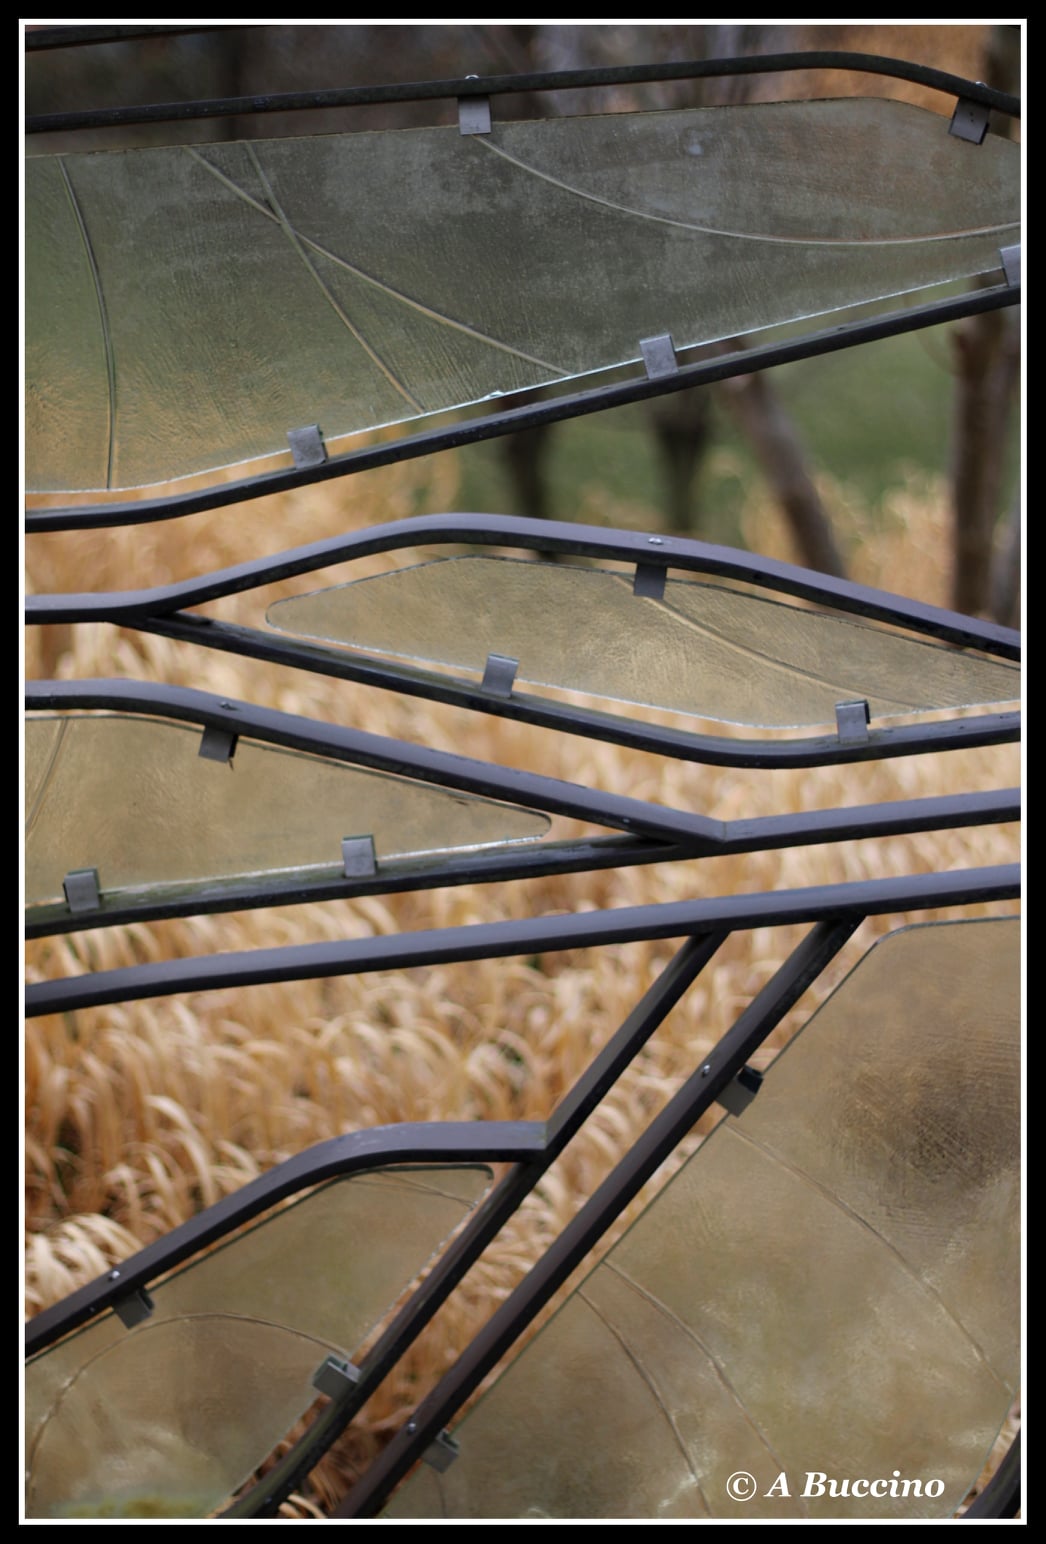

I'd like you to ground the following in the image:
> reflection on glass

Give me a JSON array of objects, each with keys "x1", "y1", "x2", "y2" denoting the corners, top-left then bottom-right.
[
  {"x1": 24, "y1": 714, "x2": 548, "y2": 908},
  {"x1": 26, "y1": 1167, "x2": 490, "y2": 1518},
  {"x1": 268, "y1": 559, "x2": 1020, "y2": 727},
  {"x1": 27, "y1": 99, "x2": 1018, "y2": 491},
  {"x1": 386, "y1": 920, "x2": 1020, "y2": 1519}
]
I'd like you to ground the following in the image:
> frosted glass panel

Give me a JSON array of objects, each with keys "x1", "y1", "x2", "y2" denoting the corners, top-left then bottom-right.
[
  {"x1": 387, "y1": 920, "x2": 1019, "y2": 1519},
  {"x1": 26, "y1": 99, "x2": 1018, "y2": 491},
  {"x1": 27, "y1": 1167, "x2": 490, "y2": 1518},
  {"x1": 24, "y1": 714, "x2": 548, "y2": 908},
  {"x1": 268, "y1": 559, "x2": 1020, "y2": 727}
]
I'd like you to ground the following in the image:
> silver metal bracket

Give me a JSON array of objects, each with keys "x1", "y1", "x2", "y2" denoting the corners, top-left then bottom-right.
[
  {"x1": 1000, "y1": 244, "x2": 1021, "y2": 287},
  {"x1": 114, "y1": 1288, "x2": 155, "y2": 1329},
  {"x1": 633, "y1": 562, "x2": 667, "y2": 600},
  {"x1": 63, "y1": 867, "x2": 101, "y2": 913},
  {"x1": 199, "y1": 725, "x2": 238, "y2": 763},
  {"x1": 458, "y1": 93, "x2": 492, "y2": 135},
  {"x1": 949, "y1": 97, "x2": 990, "y2": 145},
  {"x1": 342, "y1": 835, "x2": 377, "y2": 879},
  {"x1": 835, "y1": 699, "x2": 871, "y2": 746},
  {"x1": 718, "y1": 1065, "x2": 764, "y2": 1118},
  {"x1": 422, "y1": 1429, "x2": 461, "y2": 1473},
  {"x1": 482, "y1": 652, "x2": 519, "y2": 697},
  {"x1": 287, "y1": 424, "x2": 328, "y2": 470},
  {"x1": 640, "y1": 333, "x2": 679, "y2": 380},
  {"x1": 312, "y1": 1355, "x2": 362, "y2": 1400}
]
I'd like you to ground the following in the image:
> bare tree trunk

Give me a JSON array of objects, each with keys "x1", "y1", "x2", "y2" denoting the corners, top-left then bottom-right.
[
  {"x1": 949, "y1": 23, "x2": 1021, "y2": 617},
  {"x1": 717, "y1": 367, "x2": 847, "y2": 576}
]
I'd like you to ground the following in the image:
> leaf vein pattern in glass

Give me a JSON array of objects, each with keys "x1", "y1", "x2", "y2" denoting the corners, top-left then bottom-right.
[
  {"x1": 267, "y1": 558, "x2": 1019, "y2": 727},
  {"x1": 57, "y1": 158, "x2": 116, "y2": 489},
  {"x1": 599, "y1": 1259, "x2": 801, "y2": 1499},
  {"x1": 26, "y1": 98, "x2": 1019, "y2": 491},
  {"x1": 243, "y1": 143, "x2": 425, "y2": 412},
  {"x1": 26, "y1": 1167, "x2": 491, "y2": 1518},
  {"x1": 577, "y1": 1285, "x2": 714, "y2": 1518},
  {"x1": 385, "y1": 920, "x2": 1019, "y2": 1519},
  {"x1": 23, "y1": 714, "x2": 548, "y2": 908}
]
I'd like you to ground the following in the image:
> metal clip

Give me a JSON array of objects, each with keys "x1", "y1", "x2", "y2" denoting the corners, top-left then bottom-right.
[
  {"x1": 640, "y1": 334, "x2": 679, "y2": 380},
  {"x1": 114, "y1": 1288, "x2": 155, "y2": 1329},
  {"x1": 342, "y1": 836, "x2": 377, "y2": 879},
  {"x1": 717, "y1": 1065, "x2": 764, "y2": 1117},
  {"x1": 458, "y1": 85, "x2": 491, "y2": 136},
  {"x1": 422, "y1": 1429, "x2": 461, "y2": 1473},
  {"x1": 199, "y1": 726, "x2": 238, "y2": 763},
  {"x1": 949, "y1": 98, "x2": 990, "y2": 145},
  {"x1": 312, "y1": 1355, "x2": 362, "y2": 1399},
  {"x1": 481, "y1": 653, "x2": 519, "y2": 698},
  {"x1": 63, "y1": 867, "x2": 101, "y2": 913},
  {"x1": 633, "y1": 562, "x2": 666, "y2": 600},
  {"x1": 287, "y1": 425, "x2": 328, "y2": 470},
  {"x1": 1000, "y1": 244, "x2": 1021, "y2": 287},
  {"x1": 835, "y1": 699, "x2": 871, "y2": 746}
]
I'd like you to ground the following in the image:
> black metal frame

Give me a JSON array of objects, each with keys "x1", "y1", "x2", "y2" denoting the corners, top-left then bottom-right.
[
  {"x1": 24, "y1": 286, "x2": 1019, "y2": 534},
  {"x1": 25, "y1": 868, "x2": 1019, "y2": 1518},
  {"x1": 24, "y1": 33, "x2": 1022, "y2": 1523}
]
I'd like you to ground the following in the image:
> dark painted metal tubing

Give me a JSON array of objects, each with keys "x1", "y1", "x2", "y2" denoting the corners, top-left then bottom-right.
[
  {"x1": 26, "y1": 50, "x2": 1020, "y2": 134},
  {"x1": 24, "y1": 790, "x2": 1020, "y2": 940},
  {"x1": 24, "y1": 284, "x2": 1019, "y2": 533},
  {"x1": 24, "y1": 1122, "x2": 544, "y2": 1358},
  {"x1": 124, "y1": 615, "x2": 1024, "y2": 770},
  {"x1": 336, "y1": 918, "x2": 861, "y2": 1516},
  {"x1": 24, "y1": 866, "x2": 1019, "y2": 1018},
  {"x1": 961, "y1": 1431, "x2": 1021, "y2": 1519},
  {"x1": 29, "y1": 509, "x2": 1020, "y2": 656},
  {"x1": 24, "y1": 678, "x2": 726, "y2": 848},
  {"x1": 225, "y1": 929, "x2": 727, "y2": 1516}
]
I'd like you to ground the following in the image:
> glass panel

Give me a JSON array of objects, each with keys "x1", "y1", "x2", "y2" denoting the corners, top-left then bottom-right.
[
  {"x1": 387, "y1": 920, "x2": 1019, "y2": 1519},
  {"x1": 268, "y1": 559, "x2": 1020, "y2": 727},
  {"x1": 26, "y1": 98, "x2": 1018, "y2": 492},
  {"x1": 27, "y1": 1166, "x2": 491, "y2": 1518},
  {"x1": 24, "y1": 714, "x2": 548, "y2": 908}
]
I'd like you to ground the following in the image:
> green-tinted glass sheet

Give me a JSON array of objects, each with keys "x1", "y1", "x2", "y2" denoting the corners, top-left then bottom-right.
[
  {"x1": 26, "y1": 99, "x2": 1018, "y2": 492},
  {"x1": 24, "y1": 714, "x2": 548, "y2": 908},
  {"x1": 387, "y1": 920, "x2": 1019, "y2": 1519},
  {"x1": 26, "y1": 1166, "x2": 490, "y2": 1518},
  {"x1": 267, "y1": 559, "x2": 1019, "y2": 727}
]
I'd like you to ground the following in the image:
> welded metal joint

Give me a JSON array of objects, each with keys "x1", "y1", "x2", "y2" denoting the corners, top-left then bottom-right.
[
  {"x1": 113, "y1": 1288, "x2": 155, "y2": 1329},
  {"x1": 640, "y1": 333, "x2": 679, "y2": 379},
  {"x1": 836, "y1": 699, "x2": 871, "y2": 746},
  {"x1": 342, "y1": 836, "x2": 377, "y2": 879},
  {"x1": 312, "y1": 1355, "x2": 363, "y2": 1400},
  {"x1": 633, "y1": 562, "x2": 667, "y2": 600},
  {"x1": 482, "y1": 653, "x2": 519, "y2": 698},
  {"x1": 63, "y1": 867, "x2": 101, "y2": 913},
  {"x1": 1000, "y1": 244, "x2": 1021, "y2": 287},
  {"x1": 422, "y1": 1429, "x2": 461, "y2": 1473},
  {"x1": 287, "y1": 425, "x2": 328, "y2": 470},
  {"x1": 199, "y1": 725, "x2": 238, "y2": 763},
  {"x1": 949, "y1": 97, "x2": 990, "y2": 144},
  {"x1": 717, "y1": 1064, "x2": 764, "y2": 1117}
]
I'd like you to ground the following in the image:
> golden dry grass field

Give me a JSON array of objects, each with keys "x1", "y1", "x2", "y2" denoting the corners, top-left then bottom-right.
[{"x1": 24, "y1": 433, "x2": 1020, "y2": 1516}]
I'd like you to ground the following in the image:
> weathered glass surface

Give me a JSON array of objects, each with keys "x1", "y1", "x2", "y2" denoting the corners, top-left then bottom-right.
[
  {"x1": 268, "y1": 559, "x2": 1020, "y2": 727},
  {"x1": 24, "y1": 714, "x2": 548, "y2": 908},
  {"x1": 387, "y1": 920, "x2": 1020, "y2": 1519},
  {"x1": 26, "y1": 1167, "x2": 490, "y2": 1518},
  {"x1": 26, "y1": 99, "x2": 1019, "y2": 491}
]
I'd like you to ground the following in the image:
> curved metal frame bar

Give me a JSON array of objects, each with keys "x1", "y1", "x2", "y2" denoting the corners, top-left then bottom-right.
[
  {"x1": 25, "y1": 680, "x2": 1019, "y2": 937},
  {"x1": 25, "y1": 48, "x2": 1021, "y2": 136}
]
